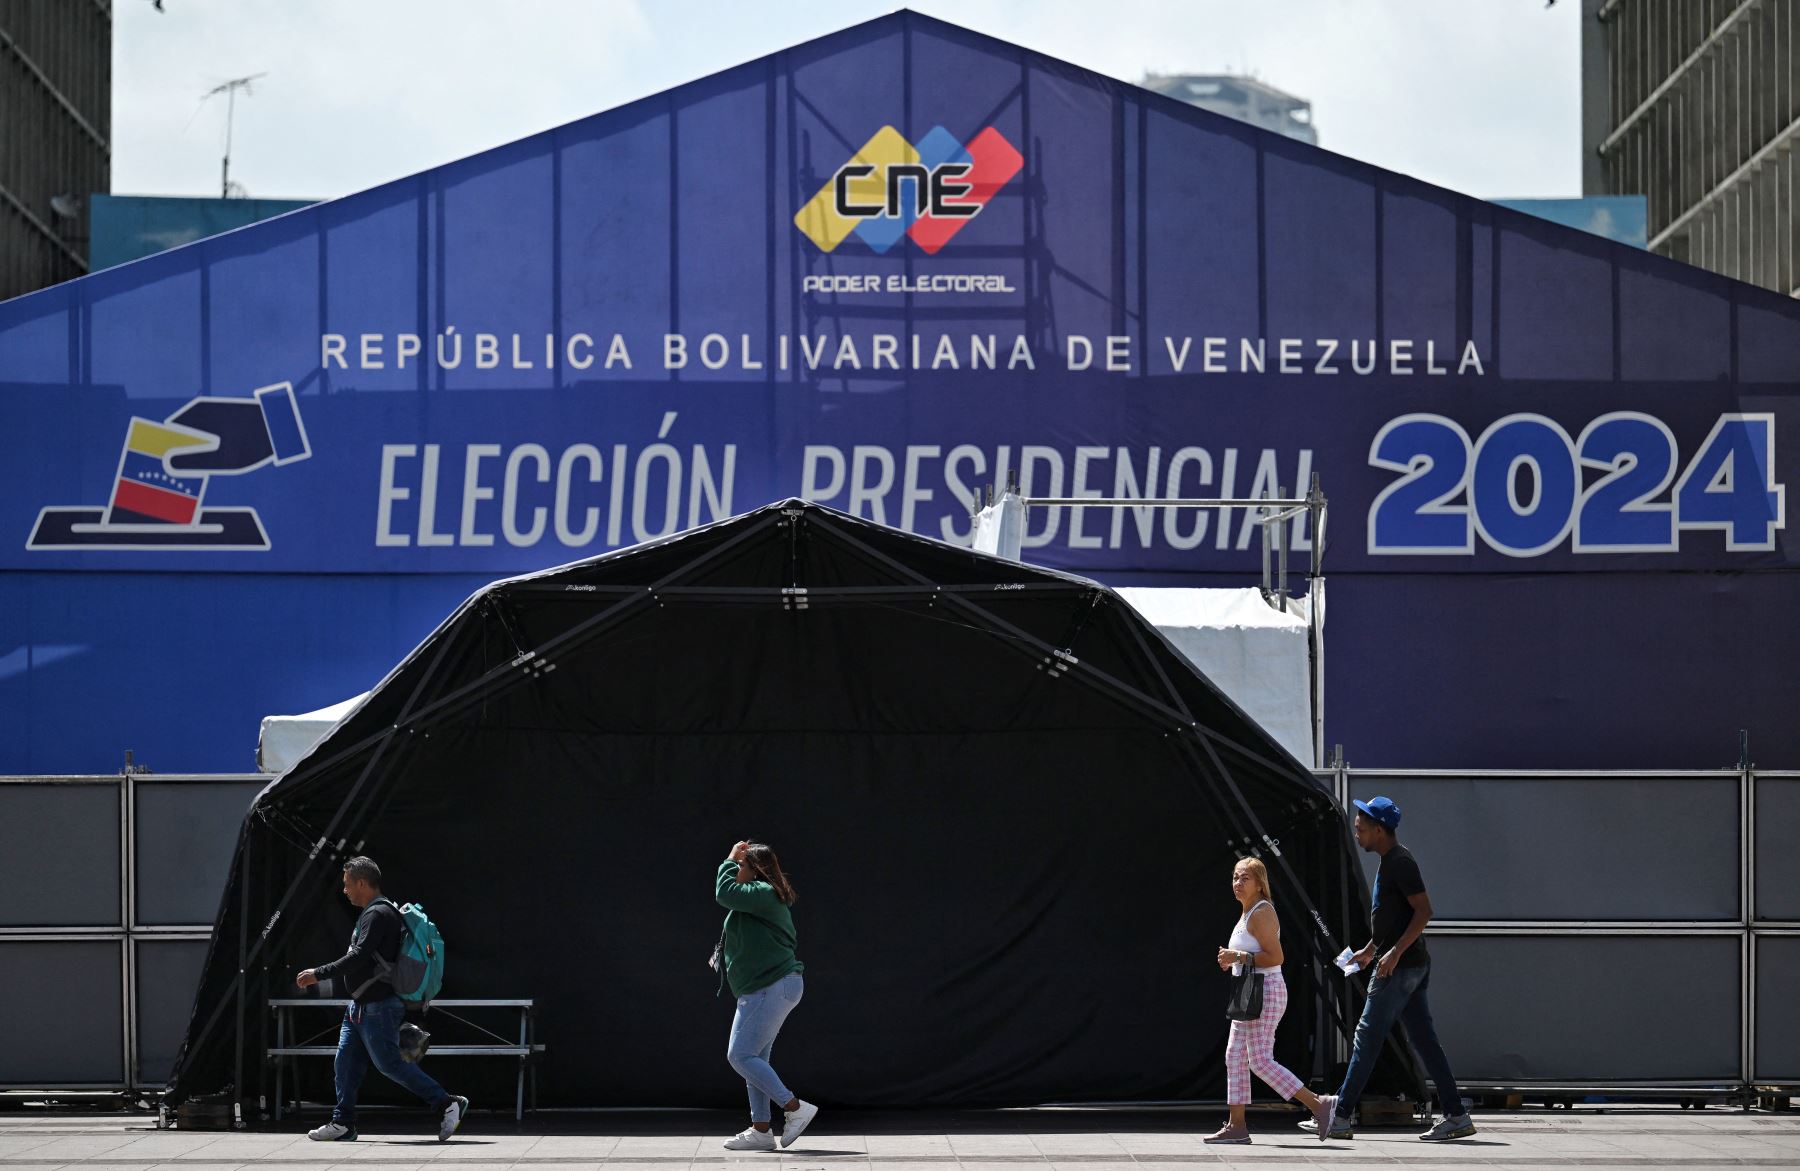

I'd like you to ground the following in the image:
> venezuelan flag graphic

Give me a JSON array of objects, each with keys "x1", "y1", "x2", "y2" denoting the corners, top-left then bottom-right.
[{"x1": 106, "y1": 418, "x2": 208, "y2": 524}]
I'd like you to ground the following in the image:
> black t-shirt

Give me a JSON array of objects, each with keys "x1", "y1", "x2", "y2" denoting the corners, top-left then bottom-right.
[
  {"x1": 1371, "y1": 844, "x2": 1430, "y2": 968},
  {"x1": 312, "y1": 898, "x2": 405, "y2": 1003}
]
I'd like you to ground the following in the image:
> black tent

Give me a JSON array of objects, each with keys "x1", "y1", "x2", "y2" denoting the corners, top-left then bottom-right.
[{"x1": 168, "y1": 500, "x2": 1374, "y2": 1110}]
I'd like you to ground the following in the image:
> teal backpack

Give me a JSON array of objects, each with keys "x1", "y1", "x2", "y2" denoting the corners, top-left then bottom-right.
[{"x1": 364, "y1": 898, "x2": 446, "y2": 1004}]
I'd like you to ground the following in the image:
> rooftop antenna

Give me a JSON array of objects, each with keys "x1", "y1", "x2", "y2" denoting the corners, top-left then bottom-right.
[{"x1": 201, "y1": 72, "x2": 266, "y2": 198}]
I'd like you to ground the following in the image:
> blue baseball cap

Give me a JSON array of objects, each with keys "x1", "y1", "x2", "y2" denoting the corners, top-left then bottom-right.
[{"x1": 1353, "y1": 796, "x2": 1402, "y2": 830}]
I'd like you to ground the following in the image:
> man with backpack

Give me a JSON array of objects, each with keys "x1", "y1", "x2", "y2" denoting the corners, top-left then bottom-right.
[{"x1": 295, "y1": 856, "x2": 466, "y2": 1142}]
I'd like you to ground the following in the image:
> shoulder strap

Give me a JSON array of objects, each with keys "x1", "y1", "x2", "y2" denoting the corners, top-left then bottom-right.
[
  {"x1": 348, "y1": 898, "x2": 410, "y2": 998},
  {"x1": 374, "y1": 897, "x2": 419, "y2": 936}
]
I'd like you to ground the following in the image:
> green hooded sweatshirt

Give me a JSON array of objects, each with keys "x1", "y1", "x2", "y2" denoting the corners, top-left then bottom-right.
[{"x1": 715, "y1": 857, "x2": 803, "y2": 997}]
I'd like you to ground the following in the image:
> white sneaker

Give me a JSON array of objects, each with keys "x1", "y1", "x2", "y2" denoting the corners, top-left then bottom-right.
[
  {"x1": 438, "y1": 1095, "x2": 468, "y2": 1142},
  {"x1": 307, "y1": 1120, "x2": 356, "y2": 1142},
  {"x1": 1419, "y1": 1113, "x2": 1476, "y2": 1141},
  {"x1": 723, "y1": 1127, "x2": 776, "y2": 1151},
  {"x1": 1314, "y1": 1093, "x2": 1339, "y2": 1142},
  {"x1": 780, "y1": 1100, "x2": 819, "y2": 1149}
]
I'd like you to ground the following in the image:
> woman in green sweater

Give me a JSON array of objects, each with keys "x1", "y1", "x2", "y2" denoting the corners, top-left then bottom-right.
[{"x1": 716, "y1": 839, "x2": 818, "y2": 1151}]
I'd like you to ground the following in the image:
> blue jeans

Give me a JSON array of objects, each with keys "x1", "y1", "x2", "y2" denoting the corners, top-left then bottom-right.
[
  {"x1": 726, "y1": 972, "x2": 803, "y2": 1123},
  {"x1": 1337, "y1": 961, "x2": 1463, "y2": 1118},
  {"x1": 333, "y1": 996, "x2": 450, "y2": 1128}
]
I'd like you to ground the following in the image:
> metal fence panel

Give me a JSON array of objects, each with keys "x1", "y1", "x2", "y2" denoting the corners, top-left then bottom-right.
[
  {"x1": 0, "y1": 940, "x2": 124, "y2": 1085},
  {"x1": 0, "y1": 768, "x2": 1784, "y2": 1094},
  {"x1": 1424, "y1": 933, "x2": 1742, "y2": 1083},
  {"x1": 1754, "y1": 934, "x2": 1800, "y2": 1084},
  {"x1": 0, "y1": 780, "x2": 121, "y2": 927},
  {"x1": 133, "y1": 779, "x2": 263, "y2": 927},
  {"x1": 133, "y1": 937, "x2": 209, "y2": 1088},
  {"x1": 1753, "y1": 774, "x2": 1800, "y2": 921},
  {"x1": 1348, "y1": 774, "x2": 1739, "y2": 921}
]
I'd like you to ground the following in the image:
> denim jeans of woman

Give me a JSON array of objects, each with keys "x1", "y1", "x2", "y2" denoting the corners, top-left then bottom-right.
[{"x1": 725, "y1": 972, "x2": 804, "y2": 1123}]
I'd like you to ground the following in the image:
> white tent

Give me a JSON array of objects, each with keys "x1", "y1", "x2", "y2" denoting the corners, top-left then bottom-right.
[
  {"x1": 256, "y1": 693, "x2": 366, "y2": 773},
  {"x1": 1116, "y1": 588, "x2": 1315, "y2": 766}
]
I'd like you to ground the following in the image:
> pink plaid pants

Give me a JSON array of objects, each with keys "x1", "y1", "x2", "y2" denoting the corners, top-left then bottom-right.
[{"x1": 1224, "y1": 968, "x2": 1304, "y2": 1105}]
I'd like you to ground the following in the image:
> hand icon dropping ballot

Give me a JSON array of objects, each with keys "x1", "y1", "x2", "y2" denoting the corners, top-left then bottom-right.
[{"x1": 162, "y1": 384, "x2": 311, "y2": 475}]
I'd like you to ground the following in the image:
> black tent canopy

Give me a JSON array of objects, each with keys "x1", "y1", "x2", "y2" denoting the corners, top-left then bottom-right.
[{"x1": 168, "y1": 500, "x2": 1372, "y2": 1109}]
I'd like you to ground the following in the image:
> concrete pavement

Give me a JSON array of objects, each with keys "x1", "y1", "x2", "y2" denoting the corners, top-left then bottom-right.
[{"x1": 1, "y1": 1106, "x2": 1796, "y2": 1169}]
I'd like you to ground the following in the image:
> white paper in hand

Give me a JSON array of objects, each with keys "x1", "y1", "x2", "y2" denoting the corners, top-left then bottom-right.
[{"x1": 1334, "y1": 947, "x2": 1362, "y2": 975}]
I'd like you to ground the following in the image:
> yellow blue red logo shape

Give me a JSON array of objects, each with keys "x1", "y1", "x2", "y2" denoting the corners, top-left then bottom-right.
[{"x1": 795, "y1": 125, "x2": 1024, "y2": 254}]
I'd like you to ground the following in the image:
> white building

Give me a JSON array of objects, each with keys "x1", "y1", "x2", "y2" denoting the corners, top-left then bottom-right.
[{"x1": 1141, "y1": 72, "x2": 1318, "y2": 144}]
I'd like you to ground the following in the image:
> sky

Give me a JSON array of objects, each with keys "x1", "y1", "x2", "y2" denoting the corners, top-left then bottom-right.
[{"x1": 112, "y1": 0, "x2": 1583, "y2": 206}]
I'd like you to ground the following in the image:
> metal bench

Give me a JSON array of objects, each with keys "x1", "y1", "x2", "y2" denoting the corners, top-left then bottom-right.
[{"x1": 268, "y1": 998, "x2": 541, "y2": 1121}]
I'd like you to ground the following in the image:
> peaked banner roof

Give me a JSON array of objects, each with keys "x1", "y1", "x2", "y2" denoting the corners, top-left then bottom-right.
[{"x1": 1, "y1": 8, "x2": 1796, "y2": 768}]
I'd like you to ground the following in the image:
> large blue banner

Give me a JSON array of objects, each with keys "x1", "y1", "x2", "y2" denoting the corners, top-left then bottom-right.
[{"x1": 3, "y1": 12, "x2": 1796, "y2": 771}]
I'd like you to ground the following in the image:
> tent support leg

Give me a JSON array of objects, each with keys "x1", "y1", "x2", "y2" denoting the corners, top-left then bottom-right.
[
  {"x1": 1111, "y1": 609, "x2": 1359, "y2": 1033},
  {"x1": 234, "y1": 829, "x2": 251, "y2": 1125},
  {"x1": 1184, "y1": 725, "x2": 1357, "y2": 1032},
  {"x1": 173, "y1": 615, "x2": 464, "y2": 1088},
  {"x1": 1111, "y1": 611, "x2": 1275, "y2": 852}
]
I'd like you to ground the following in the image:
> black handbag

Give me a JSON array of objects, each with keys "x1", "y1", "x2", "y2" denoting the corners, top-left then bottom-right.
[{"x1": 1224, "y1": 962, "x2": 1264, "y2": 1021}]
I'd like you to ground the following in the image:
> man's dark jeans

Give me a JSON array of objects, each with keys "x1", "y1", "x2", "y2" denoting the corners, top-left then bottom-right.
[
  {"x1": 333, "y1": 996, "x2": 449, "y2": 1129},
  {"x1": 1337, "y1": 960, "x2": 1463, "y2": 1118}
]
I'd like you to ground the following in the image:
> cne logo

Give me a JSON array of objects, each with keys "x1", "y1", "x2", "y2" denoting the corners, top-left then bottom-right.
[{"x1": 794, "y1": 125, "x2": 1023, "y2": 255}]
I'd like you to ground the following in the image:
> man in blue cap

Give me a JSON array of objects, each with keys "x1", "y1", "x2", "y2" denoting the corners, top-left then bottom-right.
[{"x1": 1306, "y1": 796, "x2": 1474, "y2": 1143}]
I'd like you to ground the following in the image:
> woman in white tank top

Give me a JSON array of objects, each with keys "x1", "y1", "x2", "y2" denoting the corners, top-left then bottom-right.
[{"x1": 1205, "y1": 857, "x2": 1334, "y2": 1144}]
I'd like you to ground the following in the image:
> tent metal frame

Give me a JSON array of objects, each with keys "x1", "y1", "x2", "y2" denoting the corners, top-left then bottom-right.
[{"x1": 169, "y1": 504, "x2": 1377, "y2": 1112}]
